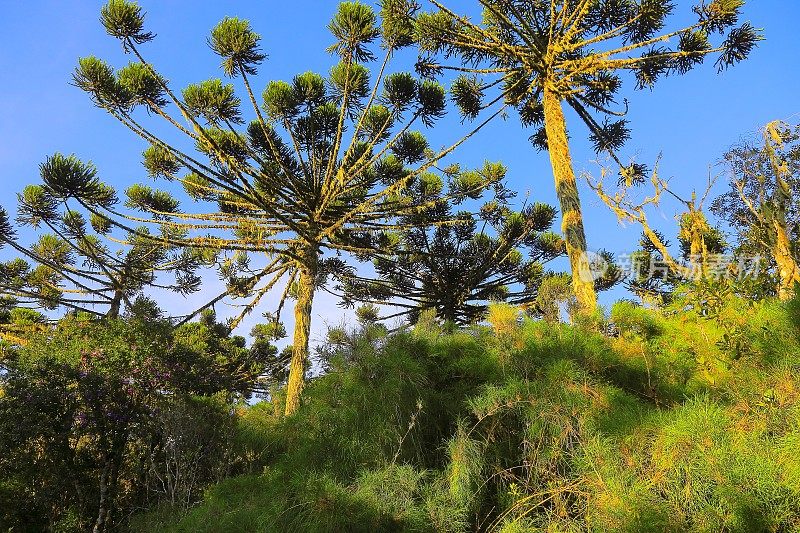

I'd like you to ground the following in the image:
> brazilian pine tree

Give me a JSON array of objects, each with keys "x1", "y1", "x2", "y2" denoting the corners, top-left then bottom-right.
[
  {"x1": 712, "y1": 121, "x2": 800, "y2": 300},
  {"x1": 409, "y1": 0, "x2": 760, "y2": 313},
  {"x1": 67, "y1": 1, "x2": 503, "y2": 414},
  {"x1": 340, "y1": 164, "x2": 566, "y2": 324},
  {"x1": 0, "y1": 156, "x2": 211, "y2": 345}
]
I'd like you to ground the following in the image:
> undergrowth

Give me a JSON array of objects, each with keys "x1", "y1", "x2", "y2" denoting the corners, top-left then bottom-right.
[{"x1": 130, "y1": 296, "x2": 800, "y2": 532}]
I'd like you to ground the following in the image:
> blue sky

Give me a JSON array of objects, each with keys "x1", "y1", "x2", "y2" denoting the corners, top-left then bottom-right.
[{"x1": 1, "y1": 0, "x2": 798, "y2": 340}]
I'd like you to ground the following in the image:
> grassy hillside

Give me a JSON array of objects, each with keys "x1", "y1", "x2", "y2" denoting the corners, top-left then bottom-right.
[{"x1": 131, "y1": 296, "x2": 800, "y2": 532}]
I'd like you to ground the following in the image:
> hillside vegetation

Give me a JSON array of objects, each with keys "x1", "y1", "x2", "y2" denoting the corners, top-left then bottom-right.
[
  {"x1": 131, "y1": 294, "x2": 800, "y2": 532},
  {"x1": 0, "y1": 2, "x2": 790, "y2": 531}
]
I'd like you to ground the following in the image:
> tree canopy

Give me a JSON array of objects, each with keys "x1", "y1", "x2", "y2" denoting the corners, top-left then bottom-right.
[
  {"x1": 58, "y1": 0, "x2": 512, "y2": 413},
  {"x1": 405, "y1": 0, "x2": 760, "y2": 313},
  {"x1": 0, "y1": 156, "x2": 213, "y2": 327},
  {"x1": 341, "y1": 175, "x2": 566, "y2": 324},
  {"x1": 712, "y1": 121, "x2": 800, "y2": 299}
]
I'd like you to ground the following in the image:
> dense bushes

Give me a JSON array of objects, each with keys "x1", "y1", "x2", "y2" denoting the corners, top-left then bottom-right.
[
  {"x1": 0, "y1": 313, "x2": 275, "y2": 532},
  {"x1": 3, "y1": 295, "x2": 797, "y2": 530},
  {"x1": 132, "y1": 295, "x2": 800, "y2": 532}
]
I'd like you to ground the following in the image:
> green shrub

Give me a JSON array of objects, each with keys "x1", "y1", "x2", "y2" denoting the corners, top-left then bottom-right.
[{"x1": 131, "y1": 296, "x2": 800, "y2": 532}]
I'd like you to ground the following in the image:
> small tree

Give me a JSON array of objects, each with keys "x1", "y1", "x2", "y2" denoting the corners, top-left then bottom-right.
[
  {"x1": 341, "y1": 165, "x2": 565, "y2": 324},
  {"x1": 67, "y1": 1, "x2": 503, "y2": 414},
  {"x1": 712, "y1": 121, "x2": 800, "y2": 300},
  {"x1": 0, "y1": 158, "x2": 211, "y2": 338},
  {"x1": 0, "y1": 313, "x2": 269, "y2": 532},
  {"x1": 411, "y1": 0, "x2": 760, "y2": 313},
  {"x1": 588, "y1": 164, "x2": 728, "y2": 304},
  {"x1": 623, "y1": 230, "x2": 685, "y2": 303}
]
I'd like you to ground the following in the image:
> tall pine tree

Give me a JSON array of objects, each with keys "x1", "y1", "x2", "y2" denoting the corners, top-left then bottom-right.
[
  {"x1": 65, "y1": 1, "x2": 503, "y2": 414},
  {"x1": 340, "y1": 164, "x2": 565, "y2": 324},
  {"x1": 0, "y1": 156, "x2": 212, "y2": 345},
  {"x1": 410, "y1": 0, "x2": 760, "y2": 312}
]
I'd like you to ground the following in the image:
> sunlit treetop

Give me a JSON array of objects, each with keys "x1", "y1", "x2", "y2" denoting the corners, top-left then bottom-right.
[
  {"x1": 712, "y1": 121, "x2": 800, "y2": 299},
  {"x1": 712, "y1": 122, "x2": 800, "y2": 254},
  {"x1": 65, "y1": 1, "x2": 504, "y2": 313},
  {"x1": 588, "y1": 160, "x2": 731, "y2": 304},
  {"x1": 64, "y1": 0, "x2": 513, "y2": 414},
  {"x1": 338, "y1": 164, "x2": 568, "y2": 324},
  {"x1": 411, "y1": 0, "x2": 762, "y2": 181}
]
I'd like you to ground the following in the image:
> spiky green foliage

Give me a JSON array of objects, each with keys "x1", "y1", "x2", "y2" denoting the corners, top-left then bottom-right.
[
  {"x1": 129, "y1": 293, "x2": 800, "y2": 532},
  {"x1": 209, "y1": 17, "x2": 267, "y2": 76},
  {"x1": 340, "y1": 169, "x2": 567, "y2": 324},
  {"x1": 100, "y1": 0, "x2": 154, "y2": 49},
  {"x1": 183, "y1": 79, "x2": 244, "y2": 125},
  {"x1": 380, "y1": 0, "x2": 420, "y2": 49},
  {"x1": 0, "y1": 155, "x2": 214, "y2": 333},
  {"x1": 624, "y1": 222, "x2": 728, "y2": 305},
  {"x1": 71, "y1": 0, "x2": 506, "y2": 413},
  {"x1": 131, "y1": 323, "x2": 499, "y2": 532},
  {"x1": 416, "y1": 0, "x2": 760, "y2": 168},
  {"x1": 411, "y1": 0, "x2": 760, "y2": 313}
]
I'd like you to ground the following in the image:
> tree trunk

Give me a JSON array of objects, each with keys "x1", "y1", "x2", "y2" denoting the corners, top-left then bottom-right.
[
  {"x1": 770, "y1": 140, "x2": 799, "y2": 300},
  {"x1": 542, "y1": 87, "x2": 597, "y2": 313},
  {"x1": 284, "y1": 246, "x2": 318, "y2": 416},
  {"x1": 107, "y1": 288, "x2": 123, "y2": 319},
  {"x1": 774, "y1": 219, "x2": 799, "y2": 300},
  {"x1": 688, "y1": 223, "x2": 708, "y2": 281},
  {"x1": 93, "y1": 459, "x2": 111, "y2": 533}
]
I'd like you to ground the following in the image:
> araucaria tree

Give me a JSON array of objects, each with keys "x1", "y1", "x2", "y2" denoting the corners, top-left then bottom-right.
[
  {"x1": 412, "y1": 0, "x2": 761, "y2": 312},
  {"x1": 67, "y1": 0, "x2": 503, "y2": 414},
  {"x1": 341, "y1": 166, "x2": 566, "y2": 325},
  {"x1": 0, "y1": 156, "x2": 209, "y2": 344},
  {"x1": 712, "y1": 121, "x2": 800, "y2": 300}
]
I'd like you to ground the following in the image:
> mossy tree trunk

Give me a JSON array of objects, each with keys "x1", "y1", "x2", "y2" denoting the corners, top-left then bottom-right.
[
  {"x1": 542, "y1": 87, "x2": 597, "y2": 313},
  {"x1": 774, "y1": 220, "x2": 799, "y2": 300},
  {"x1": 284, "y1": 245, "x2": 318, "y2": 416},
  {"x1": 770, "y1": 143, "x2": 799, "y2": 300},
  {"x1": 685, "y1": 209, "x2": 710, "y2": 281}
]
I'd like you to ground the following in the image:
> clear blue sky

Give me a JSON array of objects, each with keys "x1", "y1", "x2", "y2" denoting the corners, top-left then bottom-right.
[{"x1": 1, "y1": 1, "x2": 798, "y2": 337}]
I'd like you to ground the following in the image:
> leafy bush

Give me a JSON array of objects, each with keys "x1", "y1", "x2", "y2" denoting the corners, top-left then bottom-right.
[{"x1": 0, "y1": 315, "x2": 266, "y2": 531}]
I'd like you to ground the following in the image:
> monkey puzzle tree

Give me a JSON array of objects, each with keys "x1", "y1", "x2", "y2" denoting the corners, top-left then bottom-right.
[
  {"x1": 712, "y1": 121, "x2": 800, "y2": 300},
  {"x1": 0, "y1": 158, "x2": 211, "y2": 345},
  {"x1": 623, "y1": 227, "x2": 728, "y2": 304},
  {"x1": 340, "y1": 164, "x2": 566, "y2": 324},
  {"x1": 68, "y1": 0, "x2": 503, "y2": 414},
  {"x1": 622, "y1": 230, "x2": 685, "y2": 303},
  {"x1": 410, "y1": 0, "x2": 760, "y2": 313}
]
